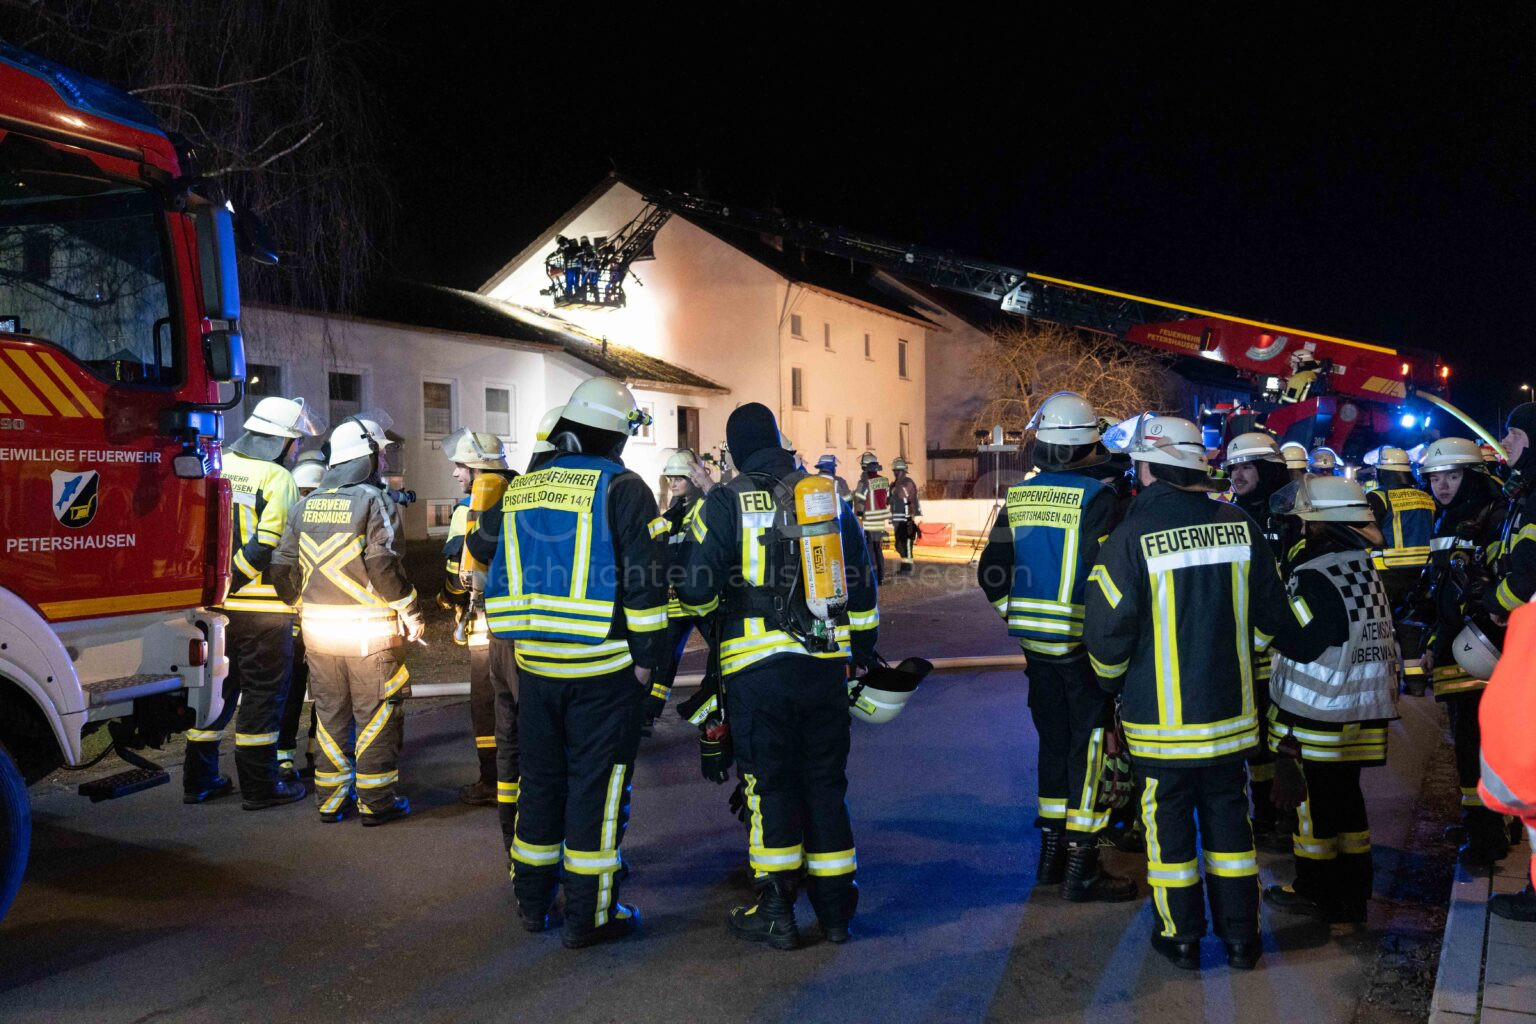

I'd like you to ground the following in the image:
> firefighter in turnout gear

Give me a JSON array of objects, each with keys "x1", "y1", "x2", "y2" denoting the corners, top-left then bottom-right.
[
  {"x1": 270, "y1": 413, "x2": 425, "y2": 827},
  {"x1": 677, "y1": 402, "x2": 880, "y2": 950},
  {"x1": 1224, "y1": 431, "x2": 1296, "y2": 850},
  {"x1": 1413, "y1": 437, "x2": 1512, "y2": 866},
  {"x1": 979, "y1": 391, "x2": 1134, "y2": 902},
  {"x1": 185, "y1": 396, "x2": 324, "y2": 809},
  {"x1": 1309, "y1": 447, "x2": 1341, "y2": 477},
  {"x1": 1280, "y1": 442, "x2": 1310, "y2": 483},
  {"x1": 276, "y1": 451, "x2": 328, "y2": 785},
  {"x1": 1363, "y1": 446, "x2": 1435, "y2": 606},
  {"x1": 853, "y1": 451, "x2": 891, "y2": 584},
  {"x1": 440, "y1": 429, "x2": 518, "y2": 807},
  {"x1": 816, "y1": 453, "x2": 853, "y2": 503},
  {"x1": 889, "y1": 456, "x2": 922, "y2": 575},
  {"x1": 1260, "y1": 476, "x2": 1400, "y2": 924},
  {"x1": 467, "y1": 378, "x2": 669, "y2": 948},
  {"x1": 1085, "y1": 414, "x2": 1297, "y2": 971},
  {"x1": 647, "y1": 448, "x2": 714, "y2": 727},
  {"x1": 1485, "y1": 403, "x2": 1536, "y2": 623}
]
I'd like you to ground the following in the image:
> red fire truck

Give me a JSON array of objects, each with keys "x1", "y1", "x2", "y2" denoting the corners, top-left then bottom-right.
[{"x1": 0, "y1": 43, "x2": 249, "y2": 920}]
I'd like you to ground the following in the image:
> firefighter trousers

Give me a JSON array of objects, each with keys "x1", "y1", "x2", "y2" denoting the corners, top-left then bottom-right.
[
  {"x1": 469, "y1": 642, "x2": 496, "y2": 785},
  {"x1": 487, "y1": 636, "x2": 522, "y2": 850},
  {"x1": 1027, "y1": 657, "x2": 1110, "y2": 838},
  {"x1": 184, "y1": 611, "x2": 295, "y2": 798},
  {"x1": 892, "y1": 519, "x2": 917, "y2": 566},
  {"x1": 728, "y1": 658, "x2": 858, "y2": 927},
  {"x1": 510, "y1": 663, "x2": 641, "y2": 933},
  {"x1": 1292, "y1": 761, "x2": 1372, "y2": 917},
  {"x1": 1140, "y1": 760, "x2": 1260, "y2": 941},
  {"x1": 308, "y1": 649, "x2": 410, "y2": 818},
  {"x1": 1446, "y1": 690, "x2": 1505, "y2": 843},
  {"x1": 863, "y1": 530, "x2": 886, "y2": 584},
  {"x1": 277, "y1": 628, "x2": 315, "y2": 768},
  {"x1": 1248, "y1": 681, "x2": 1276, "y2": 827}
]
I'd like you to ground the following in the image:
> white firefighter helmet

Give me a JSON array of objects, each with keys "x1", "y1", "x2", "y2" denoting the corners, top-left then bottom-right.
[
  {"x1": 891, "y1": 456, "x2": 909, "y2": 472},
  {"x1": 847, "y1": 657, "x2": 931, "y2": 724},
  {"x1": 662, "y1": 448, "x2": 697, "y2": 477},
  {"x1": 859, "y1": 451, "x2": 879, "y2": 470},
  {"x1": 1452, "y1": 618, "x2": 1501, "y2": 680},
  {"x1": 1226, "y1": 431, "x2": 1283, "y2": 467},
  {"x1": 1269, "y1": 474, "x2": 1374, "y2": 522},
  {"x1": 1363, "y1": 446, "x2": 1411, "y2": 472},
  {"x1": 328, "y1": 411, "x2": 393, "y2": 466},
  {"x1": 1309, "y1": 447, "x2": 1341, "y2": 474},
  {"x1": 532, "y1": 405, "x2": 564, "y2": 454},
  {"x1": 291, "y1": 451, "x2": 326, "y2": 490},
  {"x1": 1124, "y1": 414, "x2": 1209, "y2": 470},
  {"x1": 1028, "y1": 391, "x2": 1101, "y2": 446},
  {"x1": 244, "y1": 396, "x2": 324, "y2": 439},
  {"x1": 1418, "y1": 437, "x2": 1486, "y2": 475},
  {"x1": 443, "y1": 427, "x2": 507, "y2": 470},
  {"x1": 817, "y1": 453, "x2": 838, "y2": 471},
  {"x1": 563, "y1": 377, "x2": 651, "y2": 436},
  {"x1": 1279, "y1": 441, "x2": 1310, "y2": 471}
]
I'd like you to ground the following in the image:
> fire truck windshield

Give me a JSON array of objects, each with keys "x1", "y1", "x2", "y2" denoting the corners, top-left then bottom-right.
[{"x1": 0, "y1": 170, "x2": 178, "y2": 386}]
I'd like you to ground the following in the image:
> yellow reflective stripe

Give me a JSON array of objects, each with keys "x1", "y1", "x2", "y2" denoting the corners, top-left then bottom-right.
[
  {"x1": 510, "y1": 838, "x2": 562, "y2": 866},
  {"x1": 497, "y1": 781, "x2": 520, "y2": 804},
  {"x1": 475, "y1": 736, "x2": 496, "y2": 749},
  {"x1": 744, "y1": 774, "x2": 766, "y2": 864},
  {"x1": 234, "y1": 732, "x2": 278, "y2": 746},
  {"x1": 382, "y1": 664, "x2": 409, "y2": 698},
  {"x1": 847, "y1": 607, "x2": 880, "y2": 629},
  {"x1": 1151, "y1": 570, "x2": 1181, "y2": 726},
  {"x1": 185, "y1": 729, "x2": 224, "y2": 743},
  {"x1": 1204, "y1": 849, "x2": 1258, "y2": 877},
  {"x1": 1037, "y1": 797, "x2": 1068, "y2": 820},
  {"x1": 1007, "y1": 598, "x2": 1084, "y2": 618},
  {"x1": 315, "y1": 768, "x2": 354, "y2": 785},
  {"x1": 679, "y1": 595, "x2": 720, "y2": 617},
  {"x1": 1089, "y1": 564, "x2": 1122, "y2": 608},
  {"x1": 1497, "y1": 578, "x2": 1523, "y2": 612},
  {"x1": 1007, "y1": 616, "x2": 1080, "y2": 634},
  {"x1": 1146, "y1": 858, "x2": 1200, "y2": 886},
  {"x1": 233, "y1": 548, "x2": 259, "y2": 580},
  {"x1": 647, "y1": 515, "x2": 669, "y2": 539},
  {"x1": 649, "y1": 681, "x2": 670, "y2": 700},
  {"x1": 1124, "y1": 727, "x2": 1258, "y2": 760},
  {"x1": 1089, "y1": 653, "x2": 1128, "y2": 679},
  {"x1": 992, "y1": 595, "x2": 1008, "y2": 617},
  {"x1": 686, "y1": 693, "x2": 719, "y2": 727},
  {"x1": 750, "y1": 844, "x2": 806, "y2": 871},
  {"x1": 1068, "y1": 728, "x2": 1108, "y2": 834},
  {"x1": 1290, "y1": 595, "x2": 1313, "y2": 627},
  {"x1": 355, "y1": 770, "x2": 399, "y2": 789},
  {"x1": 1460, "y1": 786, "x2": 1485, "y2": 809},
  {"x1": 1141, "y1": 778, "x2": 1180, "y2": 937},
  {"x1": 624, "y1": 605, "x2": 668, "y2": 632},
  {"x1": 1338, "y1": 830, "x2": 1371, "y2": 855},
  {"x1": 488, "y1": 613, "x2": 614, "y2": 638},
  {"x1": 805, "y1": 848, "x2": 857, "y2": 876},
  {"x1": 1022, "y1": 638, "x2": 1077, "y2": 656},
  {"x1": 515, "y1": 649, "x2": 634, "y2": 678},
  {"x1": 1122, "y1": 713, "x2": 1255, "y2": 739},
  {"x1": 564, "y1": 847, "x2": 622, "y2": 876},
  {"x1": 387, "y1": 589, "x2": 419, "y2": 612},
  {"x1": 354, "y1": 700, "x2": 394, "y2": 760}
]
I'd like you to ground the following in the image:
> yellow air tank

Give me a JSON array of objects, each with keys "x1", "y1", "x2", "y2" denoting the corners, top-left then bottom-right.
[
  {"x1": 794, "y1": 473, "x2": 847, "y2": 622},
  {"x1": 460, "y1": 473, "x2": 508, "y2": 576}
]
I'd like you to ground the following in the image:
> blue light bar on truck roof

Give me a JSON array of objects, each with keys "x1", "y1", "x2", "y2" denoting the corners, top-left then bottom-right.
[{"x1": 0, "y1": 41, "x2": 160, "y2": 133}]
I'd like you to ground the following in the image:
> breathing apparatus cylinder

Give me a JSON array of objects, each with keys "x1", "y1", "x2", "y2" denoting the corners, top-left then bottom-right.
[
  {"x1": 461, "y1": 474, "x2": 509, "y2": 577},
  {"x1": 793, "y1": 473, "x2": 847, "y2": 624}
]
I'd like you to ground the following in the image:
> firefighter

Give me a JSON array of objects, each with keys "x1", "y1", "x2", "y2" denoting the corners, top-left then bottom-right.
[
  {"x1": 816, "y1": 453, "x2": 853, "y2": 502},
  {"x1": 1308, "y1": 447, "x2": 1341, "y2": 476},
  {"x1": 1224, "y1": 431, "x2": 1296, "y2": 851},
  {"x1": 645, "y1": 447, "x2": 714, "y2": 728},
  {"x1": 1480, "y1": 602, "x2": 1536, "y2": 921},
  {"x1": 853, "y1": 451, "x2": 892, "y2": 584},
  {"x1": 1481, "y1": 441, "x2": 1510, "y2": 483},
  {"x1": 979, "y1": 391, "x2": 1135, "y2": 902},
  {"x1": 276, "y1": 451, "x2": 327, "y2": 785},
  {"x1": 1280, "y1": 442, "x2": 1310, "y2": 483},
  {"x1": 185, "y1": 396, "x2": 323, "y2": 808},
  {"x1": 889, "y1": 456, "x2": 922, "y2": 576},
  {"x1": 468, "y1": 378, "x2": 668, "y2": 948},
  {"x1": 677, "y1": 402, "x2": 879, "y2": 950},
  {"x1": 1260, "y1": 476, "x2": 1400, "y2": 925},
  {"x1": 440, "y1": 429, "x2": 517, "y2": 806},
  {"x1": 1363, "y1": 446, "x2": 1435, "y2": 607},
  {"x1": 1413, "y1": 437, "x2": 1512, "y2": 865},
  {"x1": 1085, "y1": 414, "x2": 1296, "y2": 971},
  {"x1": 269, "y1": 414, "x2": 425, "y2": 827},
  {"x1": 1484, "y1": 403, "x2": 1536, "y2": 623}
]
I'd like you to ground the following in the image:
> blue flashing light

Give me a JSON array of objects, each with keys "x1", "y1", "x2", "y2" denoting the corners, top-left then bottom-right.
[
  {"x1": 0, "y1": 41, "x2": 160, "y2": 133},
  {"x1": 1400, "y1": 413, "x2": 1418, "y2": 429}
]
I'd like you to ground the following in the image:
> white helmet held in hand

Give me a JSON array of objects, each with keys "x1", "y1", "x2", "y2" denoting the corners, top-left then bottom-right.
[
  {"x1": 563, "y1": 377, "x2": 651, "y2": 436},
  {"x1": 1453, "y1": 619, "x2": 1501, "y2": 680},
  {"x1": 1226, "y1": 431, "x2": 1283, "y2": 467},
  {"x1": 847, "y1": 657, "x2": 931, "y2": 724},
  {"x1": 328, "y1": 412, "x2": 393, "y2": 466},
  {"x1": 533, "y1": 405, "x2": 564, "y2": 454},
  {"x1": 1418, "y1": 437, "x2": 1485, "y2": 475},
  {"x1": 244, "y1": 396, "x2": 324, "y2": 439},
  {"x1": 443, "y1": 427, "x2": 507, "y2": 470},
  {"x1": 1125, "y1": 414, "x2": 1209, "y2": 470},
  {"x1": 1028, "y1": 391, "x2": 1101, "y2": 446},
  {"x1": 1269, "y1": 474, "x2": 1374, "y2": 522}
]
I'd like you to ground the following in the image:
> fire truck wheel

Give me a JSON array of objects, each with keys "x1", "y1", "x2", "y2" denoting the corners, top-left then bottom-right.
[{"x1": 0, "y1": 740, "x2": 30, "y2": 924}]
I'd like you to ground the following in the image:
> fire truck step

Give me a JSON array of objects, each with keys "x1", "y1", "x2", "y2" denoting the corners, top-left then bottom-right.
[
  {"x1": 81, "y1": 674, "x2": 182, "y2": 707},
  {"x1": 77, "y1": 767, "x2": 170, "y2": 803}
]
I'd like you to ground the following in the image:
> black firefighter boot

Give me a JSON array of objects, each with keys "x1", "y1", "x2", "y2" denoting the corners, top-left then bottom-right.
[
  {"x1": 1037, "y1": 829, "x2": 1067, "y2": 885},
  {"x1": 1491, "y1": 883, "x2": 1536, "y2": 923},
  {"x1": 729, "y1": 875, "x2": 801, "y2": 950},
  {"x1": 1460, "y1": 807, "x2": 1511, "y2": 868},
  {"x1": 1061, "y1": 841, "x2": 1137, "y2": 903}
]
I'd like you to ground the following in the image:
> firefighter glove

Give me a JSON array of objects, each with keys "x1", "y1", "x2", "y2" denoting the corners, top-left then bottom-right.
[
  {"x1": 1271, "y1": 734, "x2": 1308, "y2": 810},
  {"x1": 700, "y1": 715, "x2": 732, "y2": 784},
  {"x1": 729, "y1": 778, "x2": 749, "y2": 823},
  {"x1": 399, "y1": 603, "x2": 426, "y2": 643}
]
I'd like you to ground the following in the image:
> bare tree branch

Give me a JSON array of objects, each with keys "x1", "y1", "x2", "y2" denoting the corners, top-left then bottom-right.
[{"x1": 127, "y1": 54, "x2": 309, "y2": 97}]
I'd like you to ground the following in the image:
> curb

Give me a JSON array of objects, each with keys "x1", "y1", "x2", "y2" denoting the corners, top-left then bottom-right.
[{"x1": 1431, "y1": 847, "x2": 1536, "y2": 1023}]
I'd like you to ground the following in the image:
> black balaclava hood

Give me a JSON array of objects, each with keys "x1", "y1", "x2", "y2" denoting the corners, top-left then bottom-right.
[
  {"x1": 1507, "y1": 403, "x2": 1536, "y2": 474},
  {"x1": 727, "y1": 403, "x2": 795, "y2": 479},
  {"x1": 1378, "y1": 469, "x2": 1417, "y2": 490},
  {"x1": 550, "y1": 418, "x2": 628, "y2": 463}
]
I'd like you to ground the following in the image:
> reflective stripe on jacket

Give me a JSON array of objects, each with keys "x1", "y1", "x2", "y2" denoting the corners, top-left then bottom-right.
[
  {"x1": 1371, "y1": 487, "x2": 1435, "y2": 571},
  {"x1": 218, "y1": 449, "x2": 299, "y2": 614}
]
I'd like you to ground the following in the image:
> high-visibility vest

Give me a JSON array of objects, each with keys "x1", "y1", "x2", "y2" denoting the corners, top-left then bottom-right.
[
  {"x1": 1373, "y1": 487, "x2": 1435, "y2": 571},
  {"x1": 218, "y1": 449, "x2": 299, "y2": 614},
  {"x1": 1002, "y1": 471, "x2": 1107, "y2": 658},
  {"x1": 857, "y1": 474, "x2": 891, "y2": 530}
]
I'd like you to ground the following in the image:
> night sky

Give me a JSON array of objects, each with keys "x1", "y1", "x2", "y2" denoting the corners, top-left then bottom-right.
[{"x1": 376, "y1": 9, "x2": 1536, "y2": 427}]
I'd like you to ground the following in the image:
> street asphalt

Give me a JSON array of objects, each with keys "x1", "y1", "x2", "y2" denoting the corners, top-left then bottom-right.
[{"x1": 0, "y1": 571, "x2": 1449, "y2": 1023}]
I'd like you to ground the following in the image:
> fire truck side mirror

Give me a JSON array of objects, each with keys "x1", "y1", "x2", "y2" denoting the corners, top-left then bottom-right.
[
  {"x1": 194, "y1": 205, "x2": 241, "y2": 322},
  {"x1": 202, "y1": 329, "x2": 246, "y2": 384}
]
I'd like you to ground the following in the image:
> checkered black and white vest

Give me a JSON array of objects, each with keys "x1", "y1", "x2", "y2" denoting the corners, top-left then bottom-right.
[{"x1": 1270, "y1": 550, "x2": 1401, "y2": 723}]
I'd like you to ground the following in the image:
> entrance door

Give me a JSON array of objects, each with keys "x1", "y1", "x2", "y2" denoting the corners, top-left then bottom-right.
[{"x1": 677, "y1": 405, "x2": 700, "y2": 453}]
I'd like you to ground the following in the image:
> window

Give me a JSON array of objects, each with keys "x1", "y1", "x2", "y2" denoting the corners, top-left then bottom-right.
[
  {"x1": 328, "y1": 371, "x2": 362, "y2": 425},
  {"x1": 823, "y1": 322, "x2": 833, "y2": 350},
  {"x1": 790, "y1": 313, "x2": 804, "y2": 338},
  {"x1": 865, "y1": 421, "x2": 873, "y2": 447},
  {"x1": 899, "y1": 422, "x2": 911, "y2": 461},
  {"x1": 423, "y1": 380, "x2": 454, "y2": 436},
  {"x1": 791, "y1": 367, "x2": 805, "y2": 408},
  {"x1": 243, "y1": 363, "x2": 282, "y2": 426},
  {"x1": 484, "y1": 386, "x2": 513, "y2": 438},
  {"x1": 845, "y1": 417, "x2": 854, "y2": 447},
  {"x1": 898, "y1": 338, "x2": 910, "y2": 379},
  {"x1": 426, "y1": 499, "x2": 456, "y2": 537},
  {"x1": 864, "y1": 333, "x2": 872, "y2": 360},
  {"x1": 825, "y1": 416, "x2": 834, "y2": 444}
]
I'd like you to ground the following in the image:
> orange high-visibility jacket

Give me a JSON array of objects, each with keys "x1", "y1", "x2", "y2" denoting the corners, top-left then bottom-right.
[{"x1": 1479, "y1": 602, "x2": 1536, "y2": 885}]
